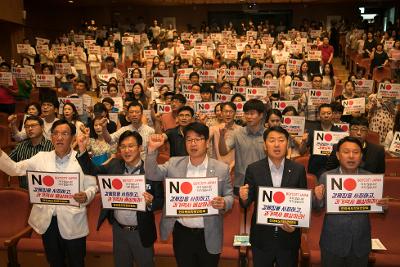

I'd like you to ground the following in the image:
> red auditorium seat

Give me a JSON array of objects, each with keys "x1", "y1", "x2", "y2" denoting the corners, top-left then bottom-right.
[
  {"x1": 385, "y1": 158, "x2": 400, "y2": 176},
  {"x1": 307, "y1": 173, "x2": 318, "y2": 190},
  {"x1": 0, "y1": 112, "x2": 8, "y2": 125},
  {"x1": 153, "y1": 210, "x2": 174, "y2": 257},
  {"x1": 370, "y1": 202, "x2": 400, "y2": 266},
  {"x1": 383, "y1": 176, "x2": 400, "y2": 200},
  {"x1": 295, "y1": 155, "x2": 309, "y2": 170},
  {"x1": 366, "y1": 131, "x2": 380, "y2": 145},
  {"x1": 1, "y1": 188, "x2": 32, "y2": 267},
  {"x1": 372, "y1": 66, "x2": 392, "y2": 83},
  {"x1": 86, "y1": 194, "x2": 113, "y2": 254},
  {"x1": 221, "y1": 198, "x2": 246, "y2": 262},
  {"x1": 300, "y1": 210, "x2": 325, "y2": 266}
]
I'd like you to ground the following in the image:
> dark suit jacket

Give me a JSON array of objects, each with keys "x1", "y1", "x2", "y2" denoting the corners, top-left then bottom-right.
[
  {"x1": 77, "y1": 151, "x2": 164, "y2": 247},
  {"x1": 317, "y1": 168, "x2": 371, "y2": 257},
  {"x1": 240, "y1": 158, "x2": 307, "y2": 250},
  {"x1": 324, "y1": 141, "x2": 385, "y2": 175}
]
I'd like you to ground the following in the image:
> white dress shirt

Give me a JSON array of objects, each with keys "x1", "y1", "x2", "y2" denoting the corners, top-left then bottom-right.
[
  {"x1": 177, "y1": 156, "x2": 208, "y2": 228},
  {"x1": 268, "y1": 157, "x2": 285, "y2": 188}
]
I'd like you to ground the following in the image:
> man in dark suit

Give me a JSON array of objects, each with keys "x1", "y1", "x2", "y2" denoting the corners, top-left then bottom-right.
[
  {"x1": 76, "y1": 130, "x2": 163, "y2": 267},
  {"x1": 324, "y1": 117, "x2": 385, "y2": 174},
  {"x1": 239, "y1": 126, "x2": 307, "y2": 267},
  {"x1": 315, "y1": 136, "x2": 387, "y2": 267}
]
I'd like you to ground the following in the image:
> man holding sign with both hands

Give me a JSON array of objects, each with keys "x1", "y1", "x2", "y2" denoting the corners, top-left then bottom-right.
[
  {"x1": 76, "y1": 128, "x2": 163, "y2": 267},
  {"x1": 239, "y1": 126, "x2": 308, "y2": 267},
  {"x1": 0, "y1": 119, "x2": 98, "y2": 267},
  {"x1": 145, "y1": 122, "x2": 233, "y2": 267}
]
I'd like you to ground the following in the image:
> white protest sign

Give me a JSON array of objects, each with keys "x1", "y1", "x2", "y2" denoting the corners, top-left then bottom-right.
[
  {"x1": 157, "y1": 104, "x2": 172, "y2": 114},
  {"x1": 313, "y1": 131, "x2": 349, "y2": 155},
  {"x1": 250, "y1": 49, "x2": 265, "y2": 59},
  {"x1": 326, "y1": 174, "x2": 384, "y2": 213},
  {"x1": 97, "y1": 175, "x2": 146, "y2": 211},
  {"x1": 233, "y1": 86, "x2": 248, "y2": 95},
  {"x1": 198, "y1": 69, "x2": 217, "y2": 83},
  {"x1": 88, "y1": 45, "x2": 101, "y2": 55},
  {"x1": 342, "y1": 98, "x2": 366, "y2": 115},
  {"x1": 58, "y1": 97, "x2": 84, "y2": 115},
  {"x1": 224, "y1": 69, "x2": 244, "y2": 82},
  {"x1": 98, "y1": 73, "x2": 117, "y2": 86},
  {"x1": 16, "y1": 44, "x2": 31, "y2": 54},
  {"x1": 144, "y1": 49, "x2": 158, "y2": 59},
  {"x1": 307, "y1": 50, "x2": 322, "y2": 61},
  {"x1": 251, "y1": 69, "x2": 266, "y2": 79},
  {"x1": 263, "y1": 63, "x2": 279, "y2": 74},
  {"x1": 55, "y1": 63, "x2": 72, "y2": 75},
  {"x1": 246, "y1": 87, "x2": 267, "y2": 102},
  {"x1": 36, "y1": 44, "x2": 49, "y2": 54},
  {"x1": 282, "y1": 116, "x2": 305, "y2": 136},
  {"x1": 196, "y1": 102, "x2": 218, "y2": 114},
  {"x1": 354, "y1": 79, "x2": 374, "y2": 96},
  {"x1": 183, "y1": 92, "x2": 202, "y2": 102},
  {"x1": 291, "y1": 80, "x2": 312, "y2": 95},
  {"x1": 124, "y1": 78, "x2": 145, "y2": 92},
  {"x1": 308, "y1": 89, "x2": 332, "y2": 107},
  {"x1": 225, "y1": 49, "x2": 238, "y2": 60},
  {"x1": 36, "y1": 74, "x2": 55, "y2": 87},
  {"x1": 27, "y1": 171, "x2": 80, "y2": 207},
  {"x1": 0, "y1": 72, "x2": 13, "y2": 86},
  {"x1": 286, "y1": 58, "x2": 302, "y2": 73},
  {"x1": 154, "y1": 77, "x2": 174, "y2": 91},
  {"x1": 389, "y1": 131, "x2": 400, "y2": 154},
  {"x1": 334, "y1": 123, "x2": 350, "y2": 132},
  {"x1": 377, "y1": 83, "x2": 400, "y2": 99},
  {"x1": 165, "y1": 177, "x2": 218, "y2": 217},
  {"x1": 271, "y1": 100, "x2": 299, "y2": 111},
  {"x1": 11, "y1": 67, "x2": 30, "y2": 80},
  {"x1": 256, "y1": 187, "x2": 312, "y2": 228},
  {"x1": 262, "y1": 79, "x2": 279, "y2": 94},
  {"x1": 177, "y1": 68, "x2": 193, "y2": 81},
  {"x1": 214, "y1": 93, "x2": 231, "y2": 102},
  {"x1": 35, "y1": 37, "x2": 50, "y2": 45}
]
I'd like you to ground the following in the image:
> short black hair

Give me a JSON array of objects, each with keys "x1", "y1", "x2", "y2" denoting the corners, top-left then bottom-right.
[
  {"x1": 350, "y1": 117, "x2": 369, "y2": 128},
  {"x1": 312, "y1": 74, "x2": 323, "y2": 81},
  {"x1": 41, "y1": 97, "x2": 60, "y2": 109},
  {"x1": 76, "y1": 79, "x2": 88, "y2": 88},
  {"x1": 243, "y1": 99, "x2": 265, "y2": 114},
  {"x1": 266, "y1": 109, "x2": 282, "y2": 121},
  {"x1": 118, "y1": 130, "x2": 143, "y2": 146},
  {"x1": 263, "y1": 126, "x2": 289, "y2": 141},
  {"x1": 102, "y1": 97, "x2": 115, "y2": 106},
  {"x1": 231, "y1": 93, "x2": 245, "y2": 102},
  {"x1": 318, "y1": 103, "x2": 333, "y2": 113},
  {"x1": 200, "y1": 86, "x2": 212, "y2": 94},
  {"x1": 221, "y1": 102, "x2": 237, "y2": 111},
  {"x1": 50, "y1": 119, "x2": 76, "y2": 136},
  {"x1": 189, "y1": 72, "x2": 199, "y2": 79},
  {"x1": 25, "y1": 115, "x2": 44, "y2": 126},
  {"x1": 191, "y1": 83, "x2": 202, "y2": 90},
  {"x1": 106, "y1": 83, "x2": 118, "y2": 93},
  {"x1": 337, "y1": 136, "x2": 363, "y2": 151},
  {"x1": 177, "y1": 106, "x2": 194, "y2": 117},
  {"x1": 127, "y1": 101, "x2": 144, "y2": 112},
  {"x1": 93, "y1": 102, "x2": 107, "y2": 114},
  {"x1": 0, "y1": 62, "x2": 11, "y2": 69},
  {"x1": 282, "y1": 106, "x2": 299, "y2": 116},
  {"x1": 331, "y1": 101, "x2": 344, "y2": 113},
  {"x1": 183, "y1": 122, "x2": 209, "y2": 141},
  {"x1": 172, "y1": 94, "x2": 187, "y2": 105}
]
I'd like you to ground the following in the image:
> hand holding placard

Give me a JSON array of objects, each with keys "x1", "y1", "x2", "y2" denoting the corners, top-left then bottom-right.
[
  {"x1": 211, "y1": 196, "x2": 225, "y2": 210},
  {"x1": 73, "y1": 192, "x2": 88, "y2": 203},
  {"x1": 143, "y1": 191, "x2": 154, "y2": 206},
  {"x1": 314, "y1": 184, "x2": 325, "y2": 200},
  {"x1": 239, "y1": 184, "x2": 249, "y2": 201}
]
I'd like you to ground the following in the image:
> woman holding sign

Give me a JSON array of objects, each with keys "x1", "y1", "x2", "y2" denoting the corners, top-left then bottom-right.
[{"x1": 239, "y1": 126, "x2": 307, "y2": 267}]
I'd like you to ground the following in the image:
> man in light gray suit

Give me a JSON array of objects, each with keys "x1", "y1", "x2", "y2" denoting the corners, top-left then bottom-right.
[{"x1": 145, "y1": 122, "x2": 234, "y2": 267}]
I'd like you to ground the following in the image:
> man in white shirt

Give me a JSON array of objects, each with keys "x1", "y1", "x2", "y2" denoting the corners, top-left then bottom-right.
[
  {"x1": 0, "y1": 119, "x2": 98, "y2": 267},
  {"x1": 102, "y1": 101, "x2": 154, "y2": 159},
  {"x1": 158, "y1": 39, "x2": 177, "y2": 64},
  {"x1": 145, "y1": 122, "x2": 233, "y2": 267},
  {"x1": 22, "y1": 38, "x2": 37, "y2": 66}
]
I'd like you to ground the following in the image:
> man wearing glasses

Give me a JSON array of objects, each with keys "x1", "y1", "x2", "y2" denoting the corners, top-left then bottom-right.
[
  {"x1": 101, "y1": 101, "x2": 155, "y2": 159},
  {"x1": 145, "y1": 122, "x2": 233, "y2": 267},
  {"x1": 324, "y1": 117, "x2": 385, "y2": 174},
  {"x1": 8, "y1": 115, "x2": 53, "y2": 189},
  {"x1": 0, "y1": 119, "x2": 98, "y2": 267}
]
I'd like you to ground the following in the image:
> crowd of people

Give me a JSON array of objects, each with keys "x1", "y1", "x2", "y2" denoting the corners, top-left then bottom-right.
[{"x1": 0, "y1": 16, "x2": 399, "y2": 267}]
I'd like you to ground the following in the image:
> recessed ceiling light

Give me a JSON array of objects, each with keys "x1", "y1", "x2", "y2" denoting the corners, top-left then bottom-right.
[{"x1": 68, "y1": 0, "x2": 74, "y2": 3}]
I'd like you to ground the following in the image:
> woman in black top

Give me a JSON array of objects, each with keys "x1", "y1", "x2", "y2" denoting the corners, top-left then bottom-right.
[
  {"x1": 363, "y1": 32, "x2": 377, "y2": 58},
  {"x1": 370, "y1": 43, "x2": 389, "y2": 73}
]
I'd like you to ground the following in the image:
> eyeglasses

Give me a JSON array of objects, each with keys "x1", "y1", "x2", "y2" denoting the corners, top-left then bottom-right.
[
  {"x1": 178, "y1": 114, "x2": 192, "y2": 118},
  {"x1": 51, "y1": 132, "x2": 70, "y2": 138},
  {"x1": 350, "y1": 127, "x2": 368, "y2": 133},
  {"x1": 119, "y1": 144, "x2": 138, "y2": 150},
  {"x1": 24, "y1": 123, "x2": 40, "y2": 129},
  {"x1": 223, "y1": 110, "x2": 235, "y2": 114},
  {"x1": 185, "y1": 137, "x2": 205, "y2": 144},
  {"x1": 129, "y1": 110, "x2": 142, "y2": 114}
]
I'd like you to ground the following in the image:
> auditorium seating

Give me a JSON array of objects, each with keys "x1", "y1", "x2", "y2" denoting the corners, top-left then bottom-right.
[
  {"x1": 300, "y1": 210, "x2": 325, "y2": 267},
  {"x1": 366, "y1": 131, "x2": 380, "y2": 145},
  {"x1": 307, "y1": 173, "x2": 318, "y2": 189},
  {"x1": 0, "y1": 112, "x2": 8, "y2": 125},
  {"x1": 383, "y1": 176, "x2": 400, "y2": 200},
  {"x1": 153, "y1": 210, "x2": 174, "y2": 257},
  {"x1": 372, "y1": 66, "x2": 392, "y2": 82},
  {"x1": 370, "y1": 201, "x2": 400, "y2": 266},
  {"x1": 295, "y1": 155, "x2": 310, "y2": 171},
  {"x1": 385, "y1": 158, "x2": 400, "y2": 176},
  {"x1": 1, "y1": 188, "x2": 32, "y2": 267}
]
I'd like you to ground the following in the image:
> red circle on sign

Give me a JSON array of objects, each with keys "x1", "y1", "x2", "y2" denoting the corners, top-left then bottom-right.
[
  {"x1": 181, "y1": 182, "x2": 192, "y2": 194},
  {"x1": 344, "y1": 178, "x2": 357, "y2": 191},
  {"x1": 324, "y1": 134, "x2": 332, "y2": 141},
  {"x1": 358, "y1": 81, "x2": 363, "y2": 85},
  {"x1": 222, "y1": 95, "x2": 227, "y2": 100},
  {"x1": 293, "y1": 60, "x2": 297, "y2": 64},
  {"x1": 284, "y1": 117, "x2": 291, "y2": 124},
  {"x1": 342, "y1": 125, "x2": 349, "y2": 131},
  {"x1": 265, "y1": 80, "x2": 270, "y2": 85},
  {"x1": 386, "y1": 84, "x2": 392, "y2": 90},
  {"x1": 280, "y1": 102, "x2": 286, "y2": 108},
  {"x1": 237, "y1": 103, "x2": 243, "y2": 109},
  {"x1": 112, "y1": 179, "x2": 123, "y2": 190},
  {"x1": 298, "y1": 82, "x2": 303, "y2": 86},
  {"x1": 230, "y1": 71, "x2": 234, "y2": 75},
  {"x1": 43, "y1": 176, "x2": 54, "y2": 187},
  {"x1": 257, "y1": 71, "x2": 261, "y2": 75},
  {"x1": 159, "y1": 79, "x2": 164, "y2": 83},
  {"x1": 204, "y1": 71, "x2": 208, "y2": 75},
  {"x1": 349, "y1": 100, "x2": 353, "y2": 105},
  {"x1": 204, "y1": 104, "x2": 210, "y2": 109},
  {"x1": 273, "y1": 192, "x2": 285, "y2": 204},
  {"x1": 239, "y1": 88, "x2": 244, "y2": 92},
  {"x1": 190, "y1": 95, "x2": 195, "y2": 100},
  {"x1": 165, "y1": 106, "x2": 171, "y2": 112},
  {"x1": 316, "y1": 91, "x2": 321, "y2": 96},
  {"x1": 252, "y1": 89, "x2": 257, "y2": 94}
]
